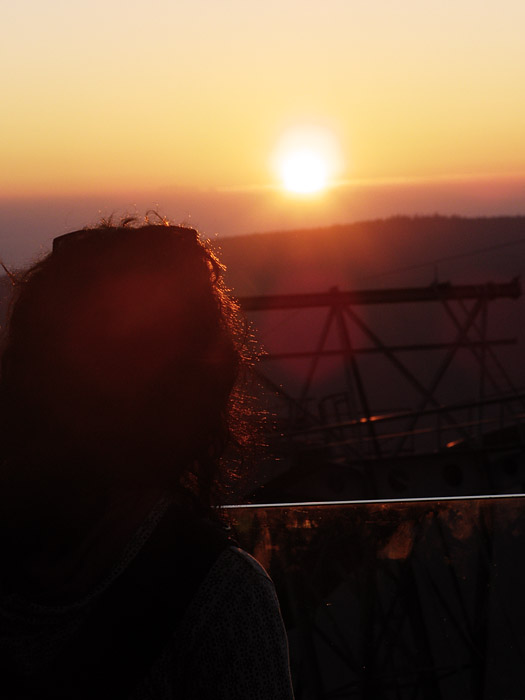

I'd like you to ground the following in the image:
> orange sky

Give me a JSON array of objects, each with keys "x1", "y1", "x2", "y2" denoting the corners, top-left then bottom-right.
[
  {"x1": 3, "y1": 0, "x2": 525, "y2": 194},
  {"x1": 1, "y1": 0, "x2": 525, "y2": 263}
]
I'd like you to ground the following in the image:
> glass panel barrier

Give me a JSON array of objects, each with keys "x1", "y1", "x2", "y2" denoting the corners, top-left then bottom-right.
[{"x1": 224, "y1": 495, "x2": 525, "y2": 700}]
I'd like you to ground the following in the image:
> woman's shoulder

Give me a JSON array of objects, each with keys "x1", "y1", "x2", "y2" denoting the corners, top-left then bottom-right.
[
  {"x1": 176, "y1": 543, "x2": 288, "y2": 666},
  {"x1": 212, "y1": 545, "x2": 273, "y2": 583},
  {"x1": 188, "y1": 545, "x2": 277, "y2": 618},
  {"x1": 164, "y1": 545, "x2": 294, "y2": 700}
]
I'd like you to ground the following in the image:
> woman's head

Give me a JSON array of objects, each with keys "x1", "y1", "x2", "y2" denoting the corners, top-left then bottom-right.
[{"x1": 0, "y1": 222, "x2": 247, "y2": 502}]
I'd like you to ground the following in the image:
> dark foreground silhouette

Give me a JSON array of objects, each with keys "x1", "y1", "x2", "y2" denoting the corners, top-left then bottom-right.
[{"x1": 0, "y1": 222, "x2": 294, "y2": 699}]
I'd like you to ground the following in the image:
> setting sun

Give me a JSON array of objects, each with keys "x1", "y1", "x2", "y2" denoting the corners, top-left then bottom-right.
[
  {"x1": 2, "y1": 0, "x2": 524, "y2": 238},
  {"x1": 281, "y1": 149, "x2": 328, "y2": 194},
  {"x1": 273, "y1": 125, "x2": 344, "y2": 196}
]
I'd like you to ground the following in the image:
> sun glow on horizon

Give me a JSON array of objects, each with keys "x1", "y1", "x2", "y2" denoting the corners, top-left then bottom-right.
[
  {"x1": 3, "y1": 2, "x2": 525, "y2": 204},
  {"x1": 281, "y1": 148, "x2": 328, "y2": 194},
  {"x1": 273, "y1": 125, "x2": 344, "y2": 196}
]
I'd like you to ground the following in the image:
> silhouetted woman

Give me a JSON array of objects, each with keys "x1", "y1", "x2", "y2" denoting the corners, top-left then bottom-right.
[{"x1": 0, "y1": 222, "x2": 294, "y2": 699}]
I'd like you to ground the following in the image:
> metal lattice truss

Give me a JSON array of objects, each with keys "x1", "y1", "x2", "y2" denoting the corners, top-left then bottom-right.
[{"x1": 240, "y1": 280, "x2": 524, "y2": 463}]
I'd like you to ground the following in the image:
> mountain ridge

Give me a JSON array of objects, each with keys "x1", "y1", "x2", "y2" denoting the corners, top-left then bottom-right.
[{"x1": 214, "y1": 215, "x2": 525, "y2": 297}]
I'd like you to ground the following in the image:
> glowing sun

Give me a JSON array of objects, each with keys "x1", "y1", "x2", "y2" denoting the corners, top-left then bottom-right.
[
  {"x1": 281, "y1": 149, "x2": 328, "y2": 194},
  {"x1": 273, "y1": 125, "x2": 343, "y2": 195}
]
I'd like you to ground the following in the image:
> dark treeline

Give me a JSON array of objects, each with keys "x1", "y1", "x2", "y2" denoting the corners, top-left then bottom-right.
[{"x1": 217, "y1": 215, "x2": 525, "y2": 296}]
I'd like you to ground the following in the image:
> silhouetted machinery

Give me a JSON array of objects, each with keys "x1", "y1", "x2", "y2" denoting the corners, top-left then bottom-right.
[{"x1": 239, "y1": 279, "x2": 525, "y2": 501}]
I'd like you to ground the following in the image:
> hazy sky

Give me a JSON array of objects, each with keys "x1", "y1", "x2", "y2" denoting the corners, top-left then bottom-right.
[
  {"x1": 3, "y1": 0, "x2": 525, "y2": 192},
  {"x1": 1, "y1": 0, "x2": 525, "y2": 262}
]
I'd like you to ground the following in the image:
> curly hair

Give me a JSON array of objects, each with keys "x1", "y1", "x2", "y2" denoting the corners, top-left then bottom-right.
[{"x1": 0, "y1": 222, "x2": 250, "y2": 509}]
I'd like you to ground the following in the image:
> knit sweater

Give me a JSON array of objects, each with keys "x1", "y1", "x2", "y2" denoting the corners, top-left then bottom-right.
[{"x1": 0, "y1": 499, "x2": 294, "y2": 699}]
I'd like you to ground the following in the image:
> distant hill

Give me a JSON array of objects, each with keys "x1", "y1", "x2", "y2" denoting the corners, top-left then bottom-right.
[{"x1": 215, "y1": 215, "x2": 525, "y2": 296}]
